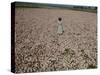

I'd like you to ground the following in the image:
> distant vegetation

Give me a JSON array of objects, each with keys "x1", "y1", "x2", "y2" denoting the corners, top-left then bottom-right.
[
  {"x1": 72, "y1": 6, "x2": 97, "y2": 13},
  {"x1": 15, "y1": 2, "x2": 97, "y2": 13}
]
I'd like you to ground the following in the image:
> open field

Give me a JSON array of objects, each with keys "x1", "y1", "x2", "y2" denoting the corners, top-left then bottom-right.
[{"x1": 15, "y1": 8, "x2": 97, "y2": 73}]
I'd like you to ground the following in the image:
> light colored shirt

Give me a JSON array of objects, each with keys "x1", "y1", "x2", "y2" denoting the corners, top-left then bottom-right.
[{"x1": 57, "y1": 21, "x2": 64, "y2": 34}]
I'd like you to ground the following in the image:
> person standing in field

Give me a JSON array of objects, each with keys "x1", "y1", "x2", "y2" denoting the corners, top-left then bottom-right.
[{"x1": 57, "y1": 17, "x2": 64, "y2": 35}]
